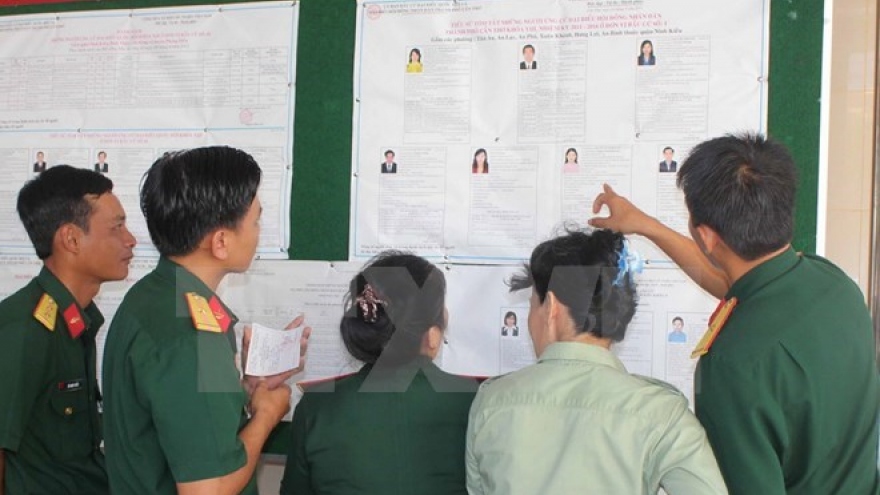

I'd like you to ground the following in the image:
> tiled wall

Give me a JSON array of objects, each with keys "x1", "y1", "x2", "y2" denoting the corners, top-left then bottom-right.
[{"x1": 824, "y1": 0, "x2": 877, "y2": 297}]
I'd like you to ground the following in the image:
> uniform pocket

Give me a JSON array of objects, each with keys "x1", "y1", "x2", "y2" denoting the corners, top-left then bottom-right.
[{"x1": 49, "y1": 384, "x2": 91, "y2": 460}]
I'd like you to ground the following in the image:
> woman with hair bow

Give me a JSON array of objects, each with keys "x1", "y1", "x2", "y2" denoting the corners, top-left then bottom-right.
[{"x1": 280, "y1": 251, "x2": 479, "y2": 495}]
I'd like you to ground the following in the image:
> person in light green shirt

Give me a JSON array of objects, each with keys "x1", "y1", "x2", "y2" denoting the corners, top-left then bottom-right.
[{"x1": 466, "y1": 229, "x2": 727, "y2": 495}]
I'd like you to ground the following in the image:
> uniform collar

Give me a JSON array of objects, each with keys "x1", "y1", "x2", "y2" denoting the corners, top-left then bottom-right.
[
  {"x1": 357, "y1": 355, "x2": 449, "y2": 391},
  {"x1": 360, "y1": 355, "x2": 440, "y2": 376},
  {"x1": 154, "y1": 256, "x2": 239, "y2": 327},
  {"x1": 726, "y1": 247, "x2": 800, "y2": 303},
  {"x1": 538, "y1": 341, "x2": 626, "y2": 372},
  {"x1": 35, "y1": 266, "x2": 103, "y2": 339}
]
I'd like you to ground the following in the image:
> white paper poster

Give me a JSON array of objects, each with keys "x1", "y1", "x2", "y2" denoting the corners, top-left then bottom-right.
[
  {"x1": 0, "y1": 253, "x2": 717, "y2": 413},
  {"x1": 221, "y1": 259, "x2": 718, "y2": 409},
  {"x1": 350, "y1": 0, "x2": 768, "y2": 263},
  {"x1": 0, "y1": 1, "x2": 298, "y2": 258}
]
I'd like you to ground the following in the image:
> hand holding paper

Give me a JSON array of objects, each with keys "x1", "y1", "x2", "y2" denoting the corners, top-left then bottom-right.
[
  {"x1": 242, "y1": 314, "x2": 311, "y2": 394},
  {"x1": 245, "y1": 323, "x2": 303, "y2": 376}
]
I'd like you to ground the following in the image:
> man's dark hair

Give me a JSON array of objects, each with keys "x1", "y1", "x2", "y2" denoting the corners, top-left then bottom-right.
[
  {"x1": 509, "y1": 229, "x2": 637, "y2": 342},
  {"x1": 672, "y1": 316, "x2": 684, "y2": 325},
  {"x1": 140, "y1": 146, "x2": 261, "y2": 257},
  {"x1": 522, "y1": 44, "x2": 535, "y2": 53},
  {"x1": 663, "y1": 146, "x2": 674, "y2": 154},
  {"x1": 384, "y1": 150, "x2": 395, "y2": 158},
  {"x1": 677, "y1": 132, "x2": 797, "y2": 260},
  {"x1": 17, "y1": 165, "x2": 113, "y2": 260}
]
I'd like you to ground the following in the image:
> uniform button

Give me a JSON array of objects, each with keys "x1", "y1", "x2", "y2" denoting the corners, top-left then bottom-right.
[{"x1": 64, "y1": 407, "x2": 74, "y2": 416}]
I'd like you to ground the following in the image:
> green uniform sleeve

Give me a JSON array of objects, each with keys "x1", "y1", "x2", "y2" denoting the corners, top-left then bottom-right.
[
  {"x1": 133, "y1": 331, "x2": 247, "y2": 483},
  {"x1": 0, "y1": 322, "x2": 48, "y2": 452},
  {"x1": 280, "y1": 397, "x2": 315, "y2": 495},
  {"x1": 696, "y1": 359, "x2": 787, "y2": 495},
  {"x1": 653, "y1": 399, "x2": 728, "y2": 495}
]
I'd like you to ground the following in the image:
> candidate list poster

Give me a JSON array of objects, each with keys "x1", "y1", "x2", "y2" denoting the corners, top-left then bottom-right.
[
  {"x1": 0, "y1": 1, "x2": 298, "y2": 258},
  {"x1": 350, "y1": 0, "x2": 767, "y2": 263}
]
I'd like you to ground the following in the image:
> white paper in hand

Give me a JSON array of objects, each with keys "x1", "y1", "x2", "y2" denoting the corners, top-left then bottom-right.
[{"x1": 244, "y1": 323, "x2": 302, "y2": 377}]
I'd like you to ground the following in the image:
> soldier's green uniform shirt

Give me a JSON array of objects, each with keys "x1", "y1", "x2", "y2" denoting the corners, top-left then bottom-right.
[
  {"x1": 281, "y1": 357, "x2": 478, "y2": 495},
  {"x1": 695, "y1": 248, "x2": 880, "y2": 495},
  {"x1": 0, "y1": 267, "x2": 108, "y2": 495},
  {"x1": 102, "y1": 257, "x2": 255, "y2": 495}
]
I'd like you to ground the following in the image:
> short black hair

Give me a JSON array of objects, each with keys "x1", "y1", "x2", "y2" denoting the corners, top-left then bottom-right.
[
  {"x1": 672, "y1": 316, "x2": 684, "y2": 325},
  {"x1": 677, "y1": 132, "x2": 797, "y2": 260},
  {"x1": 523, "y1": 44, "x2": 535, "y2": 53},
  {"x1": 340, "y1": 251, "x2": 446, "y2": 366},
  {"x1": 17, "y1": 165, "x2": 113, "y2": 260},
  {"x1": 384, "y1": 149, "x2": 395, "y2": 157},
  {"x1": 509, "y1": 228, "x2": 637, "y2": 342},
  {"x1": 663, "y1": 146, "x2": 674, "y2": 153},
  {"x1": 140, "y1": 146, "x2": 261, "y2": 257},
  {"x1": 504, "y1": 311, "x2": 517, "y2": 324}
]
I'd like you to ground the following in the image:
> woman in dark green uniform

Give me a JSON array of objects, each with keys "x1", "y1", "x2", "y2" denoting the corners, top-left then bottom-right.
[{"x1": 281, "y1": 252, "x2": 479, "y2": 495}]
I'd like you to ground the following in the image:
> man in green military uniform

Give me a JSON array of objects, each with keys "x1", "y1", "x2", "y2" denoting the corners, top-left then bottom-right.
[
  {"x1": 0, "y1": 166, "x2": 136, "y2": 495},
  {"x1": 103, "y1": 146, "x2": 303, "y2": 495},
  {"x1": 591, "y1": 133, "x2": 880, "y2": 494}
]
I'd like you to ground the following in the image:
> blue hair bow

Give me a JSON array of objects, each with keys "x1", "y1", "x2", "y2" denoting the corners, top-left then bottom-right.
[{"x1": 614, "y1": 239, "x2": 644, "y2": 286}]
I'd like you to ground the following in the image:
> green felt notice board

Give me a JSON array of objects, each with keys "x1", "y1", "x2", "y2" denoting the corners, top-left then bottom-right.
[{"x1": 0, "y1": 0, "x2": 824, "y2": 454}]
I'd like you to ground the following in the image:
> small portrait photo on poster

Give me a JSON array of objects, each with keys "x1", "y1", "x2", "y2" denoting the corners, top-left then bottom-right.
[
  {"x1": 406, "y1": 47, "x2": 423, "y2": 73},
  {"x1": 659, "y1": 146, "x2": 677, "y2": 173},
  {"x1": 667, "y1": 316, "x2": 687, "y2": 343},
  {"x1": 520, "y1": 44, "x2": 537, "y2": 70},
  {"x1": 33, "y1": 150, "x2": 48, "y2": 174},
  {"x1": 472, "y1": 148, "x2": 489, "y2": 174},
  {"x1": 501, "y1": 310, "x2": 519, "y2": 337},
  {"x1": 562, "y1": 147, "x2": 579, "y2": 174},
  {"x1": 637, "y1": 39, "x2": 656, "y2": 66},
  {"x1": 94, "y1": 150, "x2": 110, "y2": 174},
  {"x1": 381, "y1": 149, "x2": 398, "y2": 174}
]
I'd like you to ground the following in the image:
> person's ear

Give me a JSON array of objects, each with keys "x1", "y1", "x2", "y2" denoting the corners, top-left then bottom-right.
[
  {"x1": 420, "y1": 326, "x2": 444, "y2": 359},
  {"x1": 425, "y1": 326, "x2": 443, "y2": 352},
  {"x1": 55, "y1": 223, "x2": 82, "y2": 255},
  {"x1": 694, "y1": 224, "x2": 721, "y2": 255},
  {"x1": 545, "y1": 291, "x2": 562, "y2": 342},
  {"x1": 208, "y1": 229, "x2": 230, "y2": 260}
]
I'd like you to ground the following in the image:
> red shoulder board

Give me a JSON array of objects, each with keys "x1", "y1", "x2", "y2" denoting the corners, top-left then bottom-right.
[
  {"x1": 63, "y1": 304, "x2": 86, "y2": 339},
  {"x1": 208, "y1": 296, "x2": 231, "y2": 333}
]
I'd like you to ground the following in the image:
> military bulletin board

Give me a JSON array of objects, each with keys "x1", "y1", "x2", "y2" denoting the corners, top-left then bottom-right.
[{"x1": 0, "y1": 0, "x2": 826, "y2": 455}]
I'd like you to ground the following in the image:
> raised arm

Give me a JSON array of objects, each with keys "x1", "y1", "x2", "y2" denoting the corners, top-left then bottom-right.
[{"x1": 589, "y1": 184, "x2": 730, "y2": 299}]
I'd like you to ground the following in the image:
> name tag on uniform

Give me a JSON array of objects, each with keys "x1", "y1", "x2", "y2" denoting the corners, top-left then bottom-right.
[{"x1": 58, "y1": 378, "x2": 85, "y2": 392}]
